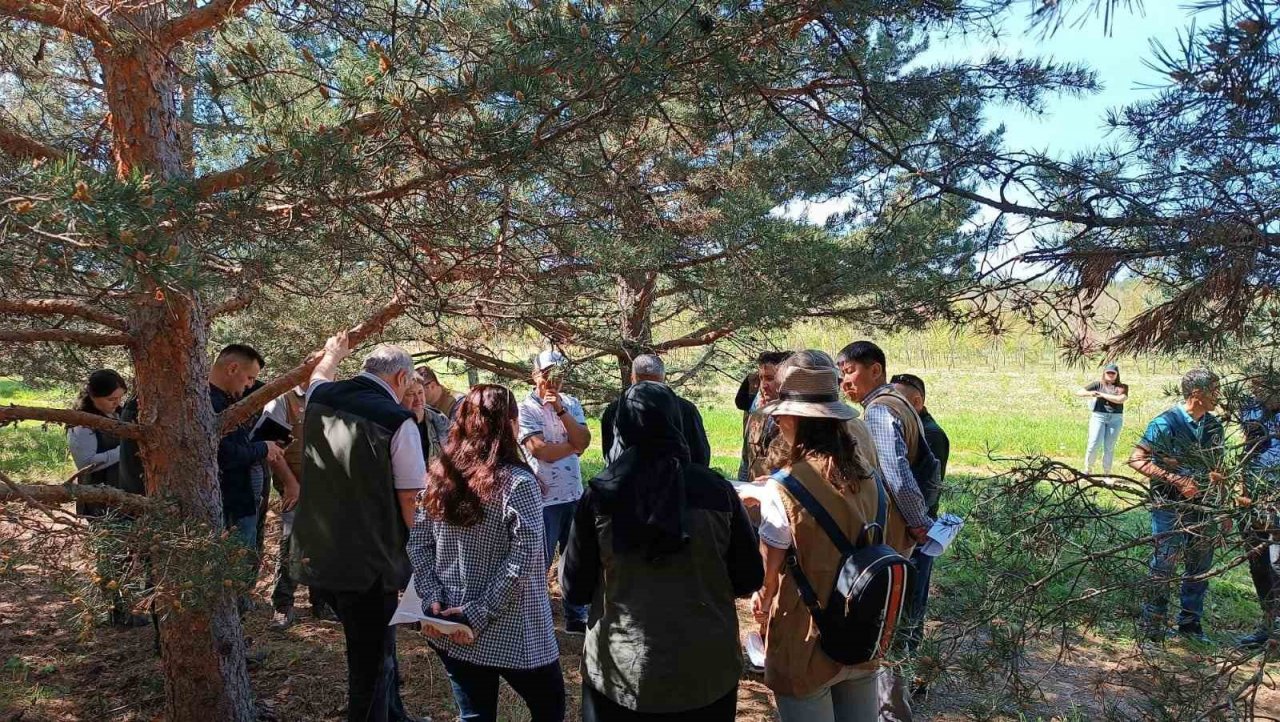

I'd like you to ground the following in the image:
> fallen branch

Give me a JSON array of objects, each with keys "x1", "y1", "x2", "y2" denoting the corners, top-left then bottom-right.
[
  {"x1": 0, "y1": 405, "x2": 147, "y2": 439},
  {"x1": 217, "y1": 289, "x2": 411, "y2": 434}
]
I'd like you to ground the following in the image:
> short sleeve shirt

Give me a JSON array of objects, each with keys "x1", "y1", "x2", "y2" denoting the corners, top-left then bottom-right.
[
  {"x1": 756, "y1": 479, "x2": 793, "y2": 549},
  {"x1": 518, "y1": 391, "x2": 586, "y2": 505},
  {"x1": 1138, "y1": 405, "x2": 1224, "y2": 483},
  {"x1": 1085, "y1": 381, "x2": 1127, "y2": 414}
]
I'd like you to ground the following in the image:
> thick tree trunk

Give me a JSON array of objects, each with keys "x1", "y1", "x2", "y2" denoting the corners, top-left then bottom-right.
[
  {"x1": 98, "y1": 28, "x2": 255, "y2": 722},
  {"x1": 616, "y1": 273, "x2": 656, "y2": 391},
  {"x1": 131, "y1": 293, "x2": 255, "y2": 722}
]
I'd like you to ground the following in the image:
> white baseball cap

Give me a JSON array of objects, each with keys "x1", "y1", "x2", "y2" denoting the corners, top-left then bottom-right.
[{"x1": 533, "y1": 350, "x2": 568, "y2": 373}]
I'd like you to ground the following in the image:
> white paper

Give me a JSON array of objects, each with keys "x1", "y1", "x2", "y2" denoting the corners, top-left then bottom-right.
[
  {"x1": 745, "y1": 630, "x2": 766, "y2": 669},
  {"x1": 920, "y1": 513, "x2": 964, "y2": 557},
  {"x1": 389, "y1": 574, "x2": 473, "y2": 635}
]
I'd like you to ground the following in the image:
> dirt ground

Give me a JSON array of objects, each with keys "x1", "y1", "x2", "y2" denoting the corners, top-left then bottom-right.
[{"x1": 4, "y1": 509, "x2": 1280, "y2": 721}]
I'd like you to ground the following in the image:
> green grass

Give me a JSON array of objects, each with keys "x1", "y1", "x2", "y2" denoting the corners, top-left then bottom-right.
[{"x1": 0, "y1": 379, "x2": 76, "y2": 483}]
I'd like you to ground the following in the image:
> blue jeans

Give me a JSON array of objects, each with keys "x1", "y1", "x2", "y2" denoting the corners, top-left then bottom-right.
[
  {"x1": 228, "y1": 513, "x2": 258, "y2": 549},
  {"x1": 903, "y1": 549, "x2": 934, "y2": 654},
  {"x1": 436, "y1": 653, "x2": 565, "y2": 722},
  {"x1": 1142, "y1": 507, "x2": 1215, "y2": 629},
  {"x1": 1085, "y1": 412, "x2": 1124, "y2": 474},
  {"x1": 544, "y1": 500, "x2": 588, "y2": 624}
]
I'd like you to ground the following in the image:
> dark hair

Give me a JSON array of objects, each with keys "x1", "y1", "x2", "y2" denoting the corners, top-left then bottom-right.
[
  {"x1": 1181, "y1": 368, "x2": 1219, "y2": 399},
  {"x1": 756, "y1": 350, "x2": 792, "y2": 367},
  {"x1": 216, "y1": 343, "x2": 265, "y2": 368},
  {"x1": 415, "y1": 364, "x2": 439, "y2": 384},
  {"x1": 835, "y1": 340, "x2": 886, "y2": 371},
  {"x1": 423, "y1": 384, "x2": 530, "y2": 527},
  {"x1": 890, "y1": 373, "x2": 926, "y2": 398},
  {"x1": 766, "y1": 416, "x2": 870, "y2": 494},
  {"x1": 75, "y1": 369, "x2": 128, "y2": 416}
]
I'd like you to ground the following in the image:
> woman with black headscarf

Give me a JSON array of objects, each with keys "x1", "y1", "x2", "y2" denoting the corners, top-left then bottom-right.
[{"x1": 561, "y1": 381, "x2": 763, "y2": 722}]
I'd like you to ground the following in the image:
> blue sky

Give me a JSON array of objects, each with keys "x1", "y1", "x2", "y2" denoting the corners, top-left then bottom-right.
[{"x1": 928, "y1": 4, "x2": 1200, "y2": 157}]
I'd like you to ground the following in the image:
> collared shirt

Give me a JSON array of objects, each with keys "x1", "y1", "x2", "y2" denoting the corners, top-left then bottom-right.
[
  {"x1": 307, "y1": 372, "x2": 426, "y2": 491},
  {"x1": 407, "y1": 463, "x2": 558, "y2": 669},
  {"x1": 1242, "y1": 401, "x2": 1280, "y2": 473},
  {"x1": 860, "y1": 384, "x2": 933, "y2": 529},
  {"x1": 517, "y1": 391, "x2": 586, "y2": 505}
]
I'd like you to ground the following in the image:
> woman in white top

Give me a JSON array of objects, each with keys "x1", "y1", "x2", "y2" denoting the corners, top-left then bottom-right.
[{"x1": 66, "y1": 369, "x2": 128, "y2": 517}]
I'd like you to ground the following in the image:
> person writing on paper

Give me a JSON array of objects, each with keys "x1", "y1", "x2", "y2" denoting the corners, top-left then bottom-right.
[
  {"x1": 745, "y1": 350, "x2": 914, "y2": 721},
  {"x1": 408, "y1": 384, "x2": 564, "y2": 722},
  {"x1": 560, "y1": 381, "x2": 762, "y2": 721}
]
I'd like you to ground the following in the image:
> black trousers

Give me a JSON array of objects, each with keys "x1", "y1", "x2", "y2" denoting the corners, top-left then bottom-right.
[
  {"x1": 581, "y1": 683, "x2": 736, "y2": 722},
  {"x1": 319, "y1": 582, "x2": 407, "y2": 722},
  {"x1": 1246, "y1": 525, "x2": 1280, "y2": 625}
]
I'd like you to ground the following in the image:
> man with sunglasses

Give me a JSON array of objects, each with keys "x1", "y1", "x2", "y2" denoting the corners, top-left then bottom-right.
[{"x1": 518, "y1": 350, "x2": 592, "y2": 634}]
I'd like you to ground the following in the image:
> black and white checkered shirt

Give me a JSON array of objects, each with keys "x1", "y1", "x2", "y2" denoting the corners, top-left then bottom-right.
[{"x1": 407, "y1": 463, "x2": 559, "y2": 669}]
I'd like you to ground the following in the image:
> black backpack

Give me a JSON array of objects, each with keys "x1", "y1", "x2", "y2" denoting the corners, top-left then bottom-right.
[{"x1": 774, "y1": 469, "x2": 911, "y2": 665}]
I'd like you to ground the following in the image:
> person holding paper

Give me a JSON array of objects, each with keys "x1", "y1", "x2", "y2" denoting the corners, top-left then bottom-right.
[
  {"x1": 561, "y1": 381, "x2": 762, "y2": 721},
  {"x1": 408, "y1": 384, "x2": 564, "y2": 722}
]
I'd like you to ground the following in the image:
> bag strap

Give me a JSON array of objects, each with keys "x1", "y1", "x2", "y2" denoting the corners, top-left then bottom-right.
[
  {"x1": 772, "y1": 470, "x2": 857, "y2": 556},
  {"x1": 869, "y1": 469, "x2": 887, "y2": 546}
]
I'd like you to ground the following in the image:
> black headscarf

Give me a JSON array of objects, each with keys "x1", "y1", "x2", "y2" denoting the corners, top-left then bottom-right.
[{"x1": 589, "y1": 381, "x2": 690, "y2": 560}]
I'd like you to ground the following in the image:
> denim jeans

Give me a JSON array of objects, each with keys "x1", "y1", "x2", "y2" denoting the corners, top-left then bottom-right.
[
  {"x1": 902, "y1": 549, "x2": 934, "y2": 655},
  {"x1": 436, "y1": 653, "x2": 565, "y2": 722},
  {"x1": 544, "y1": 500, "x2": 588, "y2": 624},
  {"x1": 1085, "y1": 412, "x2": 1124, "y2": 474},
  {"x1": 228, "y1": 513, "x2": 259, "y2": 549},
  {"x1": 774, "y1": 667, "x2": 880, "y2": 722},
  {"x1": 1142, "y1": 507, "x2": 1215, "y2": 630}
]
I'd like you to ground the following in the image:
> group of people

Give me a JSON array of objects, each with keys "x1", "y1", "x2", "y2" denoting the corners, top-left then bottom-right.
[
  {"x1": 67, "y1": 336, "x2": 951, "y2": 722},
  {"x1": 63, "y1": 335, "x2": 1280, "y2": 721}
]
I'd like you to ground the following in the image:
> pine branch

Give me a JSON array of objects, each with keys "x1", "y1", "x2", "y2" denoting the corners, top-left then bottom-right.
[
  {"x1": 0, "y1": 298, "x2": 128, "y2": 330},
  {"x1": 208, "y1": 288, "x2": 255, "y2": 318},
  {"x1": 0, "y1": 125, "x2": 66, "y2": 162},
  {"x1": 0, "y1": 0, "x2": 111, "y2": 41},
  {"x1": 652, "y1": 325, "x2": 735, "y2": 351},
  {"x1": 0, "y1": 328, "x2": 131, "y2": 346},
  {"x1": 426, "y1": 347, "x2": 529, "y2": 381},
  {"x1": 217, "y1": 289, "x2": 411, "y2": 434},
  {"x1": 0, "y1": 472, "x2": 151, "y2": 515},
  {"x1": 153, "y1": 0, "x2": 262, "y2": 47},
  {"x1": 0, "y1": 405, "x2": 146, "y2": 439}
]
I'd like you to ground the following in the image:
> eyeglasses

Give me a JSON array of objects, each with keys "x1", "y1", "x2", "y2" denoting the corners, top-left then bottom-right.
[{"x1": 889, "y1": 374, "x2": 924, "y2": 395}]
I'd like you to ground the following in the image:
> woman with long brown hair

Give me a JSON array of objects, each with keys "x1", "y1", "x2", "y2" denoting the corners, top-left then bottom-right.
[
  {"x1": 746, "y1": 350, "x2": 914, "y2": 721},
  {"x1": 406, "y1": 384, "x2": 564, "y2": 722}
]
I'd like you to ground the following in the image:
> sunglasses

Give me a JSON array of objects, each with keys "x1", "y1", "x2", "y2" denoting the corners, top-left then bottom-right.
[{"x1": 889, "y1": 374, "x2": 924, "y2": 396}]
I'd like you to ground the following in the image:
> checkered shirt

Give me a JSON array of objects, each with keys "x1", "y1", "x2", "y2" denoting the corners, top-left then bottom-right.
[
  {"x1": 406, "y1": 463, "x2": 559, "y2": 669},
  {"x1": 862, "y1": 384, "x2": 934, "y2": 529}
]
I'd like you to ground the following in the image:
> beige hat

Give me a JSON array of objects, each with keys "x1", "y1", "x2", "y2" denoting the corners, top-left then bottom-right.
[{"x1": 760, "y1": 363, "x2": 858, "y2": 421}]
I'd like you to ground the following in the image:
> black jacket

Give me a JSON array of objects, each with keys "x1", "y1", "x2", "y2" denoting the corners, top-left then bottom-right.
[
  {"x1": 601, "y1": 393, "x2": 711, "y2": 466},
  {"x1": 211, "y1": 384, "x2": 268, "y2": 521}
]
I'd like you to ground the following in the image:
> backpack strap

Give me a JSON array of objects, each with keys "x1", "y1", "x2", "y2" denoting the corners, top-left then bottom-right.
[
  {"x1": 772, "y1": 470, "x2": 857, "y2": 556},
  {"x1": 866, "y1": 469, "x2": 888, "y2": 546}
]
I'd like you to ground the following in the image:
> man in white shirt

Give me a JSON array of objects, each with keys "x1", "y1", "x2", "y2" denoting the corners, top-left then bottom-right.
[{"x1": 518, "y1": 350, "x2": 592, "y2": 634}]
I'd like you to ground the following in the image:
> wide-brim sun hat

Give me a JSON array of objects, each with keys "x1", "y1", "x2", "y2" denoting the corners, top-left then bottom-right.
[{"x1": 759, "y1": 363, "x2": 858, "y2": 421}]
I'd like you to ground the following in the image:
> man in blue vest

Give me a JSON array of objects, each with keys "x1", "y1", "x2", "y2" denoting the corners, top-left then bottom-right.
[
  {"x1": 1129, "y1": 367, "x2": 1229, "y2": 643},
  {"x1": 290, "y1": 333, "x2": 428, "y2": 722}
]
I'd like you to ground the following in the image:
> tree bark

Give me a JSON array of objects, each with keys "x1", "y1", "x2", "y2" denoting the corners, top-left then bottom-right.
[{"x1": 95, "y1": 24, "x2": 255, "y2": 721}]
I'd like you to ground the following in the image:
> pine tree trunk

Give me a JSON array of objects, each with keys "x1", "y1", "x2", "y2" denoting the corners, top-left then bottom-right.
[
  {"x1": 97, "y1": 30, "x2": 255, "y2": 722},
  {"x1": 130, "y1": 295, "x2": 254, "y2": 722}
]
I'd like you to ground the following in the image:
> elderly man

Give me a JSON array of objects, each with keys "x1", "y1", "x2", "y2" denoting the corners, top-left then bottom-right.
[
  {"x1": 519, "y1": 350, "x2": 592, "y2": 634},
  {"x1": 601, "y1": 354, "x2": 711, "y2": 466},
  {"x1": 291, "y1": 333, "x2": 428, "y2": 722},
  {"x1": 1131, "y1": 368, "x2": 1229, "y2": 643}
]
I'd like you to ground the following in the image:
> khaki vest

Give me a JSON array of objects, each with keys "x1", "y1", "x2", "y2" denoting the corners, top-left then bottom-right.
[
  {"x1": 868, "y1": 390, "x2": 924, "y2": 463},
  {"x1": 743, "y1": 412, "x2": 777, "y2": 480},
  {"x1": 763, "y1": 459, "x2": 913, "y2": 698},
  {"x1": 282, "y1": 391, "x2": 306, "y2": 481}
]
